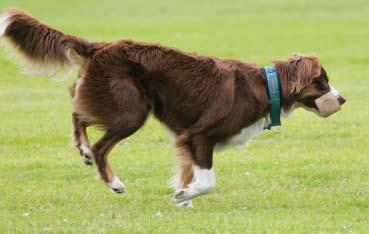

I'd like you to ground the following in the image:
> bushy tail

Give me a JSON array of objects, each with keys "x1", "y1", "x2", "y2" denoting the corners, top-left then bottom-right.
[{"x1": 0, "y1": 9, "x2": 92, "y2": 76}]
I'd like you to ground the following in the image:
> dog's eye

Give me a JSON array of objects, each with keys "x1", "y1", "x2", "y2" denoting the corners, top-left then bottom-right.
[{"x1": 313, "y1": 78, "x2": 328, "y2": 91}]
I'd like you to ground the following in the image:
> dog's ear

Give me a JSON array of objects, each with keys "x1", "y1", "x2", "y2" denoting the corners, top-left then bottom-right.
[
  {"x1": 285, "y1": 55, "x2": 321, "y2": 94},
  {"x1": 295, "y1": 56, "x2": 321, "y2": 80}
]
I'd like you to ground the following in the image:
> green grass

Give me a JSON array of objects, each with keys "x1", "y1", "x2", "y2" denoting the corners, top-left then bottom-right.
[{"x1": 0, "y1": 0, "x2": 368, "y2": 233}]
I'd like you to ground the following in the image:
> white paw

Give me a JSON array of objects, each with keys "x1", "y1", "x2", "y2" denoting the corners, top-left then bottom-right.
[
  {"x1": 176, "y1": 200, "x2": 193, "y2": 208},
  {"x1": 173, "y1": 188, "x2": 191, "y2": 203},
  {"x1": 173, "y1": 166, "x2": 215, "y2": 203},
  {"x1": 79, "y1": 145, "x2": 93, "y2": 165},
  {"x1": 173, "y1": 185, "x2": 212, "y2": 203},
  {"x1": 109, "y1": 176, "x2": 126, "y2": 194}
]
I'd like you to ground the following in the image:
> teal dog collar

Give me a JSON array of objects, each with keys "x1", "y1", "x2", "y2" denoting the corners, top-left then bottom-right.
[{"x1": 263, "y1": 66, "x2": 282, "y2": 130}]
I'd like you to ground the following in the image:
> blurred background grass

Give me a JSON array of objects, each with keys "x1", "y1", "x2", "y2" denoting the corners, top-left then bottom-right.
[{"x1": 0, "y1": 0, "x2": 368, "y2": 233}]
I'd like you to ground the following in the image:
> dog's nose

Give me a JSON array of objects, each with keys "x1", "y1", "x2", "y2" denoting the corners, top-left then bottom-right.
[{"x1": 337, "y1": 96, "x2": 346, "y2": 105}]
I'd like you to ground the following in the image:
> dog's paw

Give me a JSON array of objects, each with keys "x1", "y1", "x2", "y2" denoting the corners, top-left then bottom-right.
[
  {"x1": 79, "y1": 145, "x2": 93, "y2": 165},
  {"x1": 176, "y1": 200, "x2": 193, "y2": 208},
  {"x1": 173, "y1": 188, "x2": 191, "y2": 203},
  {"x1": 109, "y1": 176, "x2": 126, "y2": 194},
  {"x1": 173, "y1": 182, "x2": 214, "y2": 203}
]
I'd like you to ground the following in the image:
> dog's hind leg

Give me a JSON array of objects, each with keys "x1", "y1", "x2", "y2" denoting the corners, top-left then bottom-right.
[
  {"x1": 92, "y1": 113, "x2": 147, "y2": 193},
  {"x1": 70, "y1": 78, "x2": 94, "y2": 165},
  {"x1": 89, "y1": 79, "x2": 149, "y2": 193},
  {"x1": 74, "y1": 73, "x2": 149, "y2": 192},
  {"x1": 72, "y1": 112, "x2": 93, "y2": 165}
]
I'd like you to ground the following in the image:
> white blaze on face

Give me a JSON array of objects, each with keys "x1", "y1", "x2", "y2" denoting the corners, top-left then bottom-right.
[
  {"x1": 0, "y1": 13, "x2": 11, "y2": 37},
  {"x1": 330, "y1": 86, "x2": 340, "y2": 97}
]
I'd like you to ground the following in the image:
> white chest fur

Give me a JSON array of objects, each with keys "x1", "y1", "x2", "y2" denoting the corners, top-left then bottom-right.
[
  {"x1": 222, "y1": 118, "x2": 266, "y2": 148},
  {"x1": 168, "y1": 117, "x2": 268, "y2": 149}
]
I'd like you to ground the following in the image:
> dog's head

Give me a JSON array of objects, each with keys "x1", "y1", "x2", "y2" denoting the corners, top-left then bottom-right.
[{"x1": 274, "y1": 55, "x2": 346, "y2": 117}]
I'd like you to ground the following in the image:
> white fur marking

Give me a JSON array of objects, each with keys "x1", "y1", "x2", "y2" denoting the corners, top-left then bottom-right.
[
  {"x1": 80, "y1": 145, "x2": 92, "y2": 156},
  {"x1": 109, "y1": 176, "x2": 126, "y2": 193},
  {"x1": 79, "y1": 145, "x2": 93, "y2": 165},
  {"x1": 173, "y1": 166, "x2": 215, "y2": 203},
  {"x1": 228, "y1": 118, "x2": 265, "y2": 146},
  {"x1": 192, "y1": 166, "x2": 216, "y2": 192},
  {"x1": 330, "y1": 86, "x2": 340, "y2": 97},
  {"x1": 0, "y1": 13, "x2": 11, "y2": 37}
]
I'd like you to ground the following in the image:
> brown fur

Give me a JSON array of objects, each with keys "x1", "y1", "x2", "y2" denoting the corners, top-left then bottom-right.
[
  {"x1": 4, "y1": 9, "x2": 91, "y2": 69},
  {"x1": 1, "y1": 9, "x2": 345, "y2": 192}
]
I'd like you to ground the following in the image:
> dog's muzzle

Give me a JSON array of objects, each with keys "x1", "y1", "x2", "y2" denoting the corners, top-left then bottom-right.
[{"x1": 315, "y1": 87, "x2": 346, "y2": 118}]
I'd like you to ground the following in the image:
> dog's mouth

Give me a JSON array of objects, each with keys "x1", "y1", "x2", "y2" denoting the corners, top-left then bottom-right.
[
  {"x1": 298, "y1": 86, "x2": 346, "y2": 118},
  {"x1": 314, "y1": 88, "x2": 346, "y2": 118}
]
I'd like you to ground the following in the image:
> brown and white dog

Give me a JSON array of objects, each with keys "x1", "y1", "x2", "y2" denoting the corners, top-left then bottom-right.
[{"x1": 0, "y1": 9, "x2": 346, "y2": 207}]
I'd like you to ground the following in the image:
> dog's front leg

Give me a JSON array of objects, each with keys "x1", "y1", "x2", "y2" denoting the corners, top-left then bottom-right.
[
  {"x1": 173, "y1": 165, "x2": 215, "y2": 203},
  {"x1": 173, "y1": 134, "x2": 215, "y2": 204}
]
